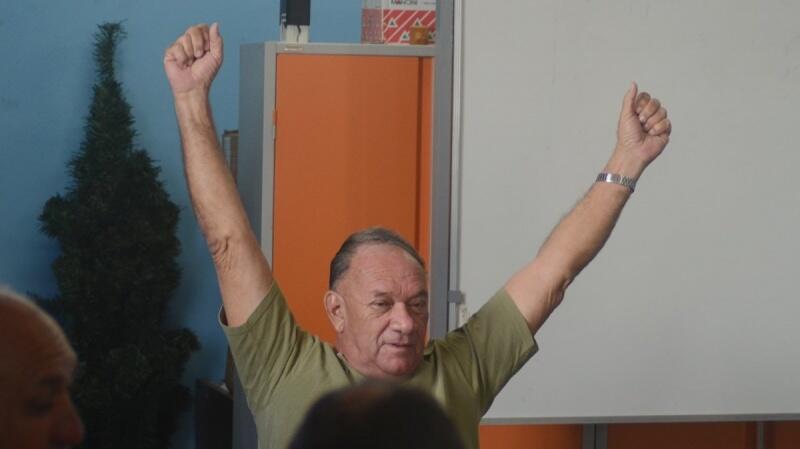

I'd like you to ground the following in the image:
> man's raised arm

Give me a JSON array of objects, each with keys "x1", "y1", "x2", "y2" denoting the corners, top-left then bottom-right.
[
  {"x1": 164, "y1": 23, "x2": 272, "y2": 326},
  {"x1": 506, "y1": 83, "x2": 672, "y2": 335}
]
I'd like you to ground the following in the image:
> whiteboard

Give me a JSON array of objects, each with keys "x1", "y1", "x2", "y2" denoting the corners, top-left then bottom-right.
[{"x1": 456, "y1": 0, "x2": 800, "y2": 421}]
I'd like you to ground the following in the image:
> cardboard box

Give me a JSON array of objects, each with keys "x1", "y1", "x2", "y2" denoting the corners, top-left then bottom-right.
[{"x1": 362, "y1": 0, "x2": 436, "y2": 44}]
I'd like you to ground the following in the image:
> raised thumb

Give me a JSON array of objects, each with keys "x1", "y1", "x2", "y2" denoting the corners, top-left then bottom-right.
[
  {"x1": 620, "y1": 81, "x2": 638, "y2": 119},
  {"x1": 210, "y1": 22, "x2": 223, "y2": 58}
]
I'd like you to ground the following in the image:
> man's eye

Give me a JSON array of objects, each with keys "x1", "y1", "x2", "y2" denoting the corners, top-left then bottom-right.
[
  {"x1": 372, "y1": 301, "x2": 390, "y2": 309},
  {"x1": 26, "y1": 400, "x2": 55, "y2": 415},
  {"x1": 410, "y1": 300, "x2": 428, "y2": 311}
]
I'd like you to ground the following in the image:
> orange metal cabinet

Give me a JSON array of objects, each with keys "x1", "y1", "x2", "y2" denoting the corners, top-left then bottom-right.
[
  {"x1": 238, "y1": 43, "x2": 436, "y2": 342},
  {"x1": 272, "y1": 52, "x2": 433, "y2": 341}
]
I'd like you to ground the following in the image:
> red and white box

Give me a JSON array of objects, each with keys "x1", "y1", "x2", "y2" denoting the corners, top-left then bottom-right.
[{"x1": 362, "y1": 0, "x2": 436, "y2": 44}]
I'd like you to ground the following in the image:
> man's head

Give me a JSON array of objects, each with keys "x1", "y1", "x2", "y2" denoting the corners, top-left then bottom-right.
[
  {"x1": 0, "y1": 288, "x2": 84, "y2": 449},
  {"x1": 288, "y1": 381, "x2": 465, "y2": 449},
  {"x1": 324, "y1": 228, "x2": 428, "y2": 379}
]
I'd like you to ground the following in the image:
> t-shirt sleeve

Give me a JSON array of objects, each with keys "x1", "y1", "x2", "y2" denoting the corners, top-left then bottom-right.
[
  {"x1": 220, "y1": 281, "x2": 308, "y2": 412},
  {"x1": 442, "y1": 288, "x2": 538, "y2": 415}
]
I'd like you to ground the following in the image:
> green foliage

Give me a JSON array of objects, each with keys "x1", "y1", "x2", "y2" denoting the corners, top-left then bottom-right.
[{"x1": 39, "y1": 22, "x2": 198, "y2": 449}]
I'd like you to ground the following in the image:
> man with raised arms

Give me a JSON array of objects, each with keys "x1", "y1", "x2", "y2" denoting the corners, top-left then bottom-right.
[{"x1": 164, "y1": 23, "x2": 671, "y2": 449}]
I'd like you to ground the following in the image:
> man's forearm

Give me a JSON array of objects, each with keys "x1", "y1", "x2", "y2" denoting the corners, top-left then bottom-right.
[
  {"x1": 537, "y1": 179, "x2": 630, "y2": 286},
  {"x1": 537, "y1": 148, "x2": 642, "y2": 284},
  {"x1": 174, "y1": 92, "x2": 273, "y2": 325},
  {"x1": 506, "y1": 173, "x2": 631, "y2": 334},
  {"x1": 175, "y1": 92, "x2": 250, "y2": 251}
]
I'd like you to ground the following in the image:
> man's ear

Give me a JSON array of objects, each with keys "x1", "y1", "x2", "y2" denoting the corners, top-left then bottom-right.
[{"x1": 324, "y1": 290, "x2": 345, "y2": 333}]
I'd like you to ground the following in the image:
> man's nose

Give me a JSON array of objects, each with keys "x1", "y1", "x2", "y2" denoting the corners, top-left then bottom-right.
[
  {"x1": 53, "y1": 397, "x2": 85, "y2": 446},
  {"x1": 390, "y1": 303, "x2": 415, "y2": 334}
]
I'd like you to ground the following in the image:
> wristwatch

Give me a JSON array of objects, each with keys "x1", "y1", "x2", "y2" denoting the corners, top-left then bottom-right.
[{"x1": 596, "y1": 172, "x2": 636, "y2": 193}]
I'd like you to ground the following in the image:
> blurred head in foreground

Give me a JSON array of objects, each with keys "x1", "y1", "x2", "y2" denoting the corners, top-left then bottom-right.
[
  {"x1": 0, "y1": 288, "x2": 84, "y2": 449},
  {"x1": 288, "y1": 381, "x2": 465, "y2": 449}
]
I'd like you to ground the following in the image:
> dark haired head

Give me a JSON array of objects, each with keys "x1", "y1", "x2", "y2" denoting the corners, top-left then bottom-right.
[
  {"x1": 288, "y1": 381, "x2": 466, "y2": 449},
  {"x1": 329, "y1": 227, "x2": 426, "y2": 290}
]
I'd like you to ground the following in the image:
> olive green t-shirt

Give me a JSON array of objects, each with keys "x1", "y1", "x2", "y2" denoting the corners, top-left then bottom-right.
[{"x1": 222, "y1": 283, "x2": 537, "y2": 449}]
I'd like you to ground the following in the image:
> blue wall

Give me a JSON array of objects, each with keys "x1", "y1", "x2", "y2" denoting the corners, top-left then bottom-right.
[{"x1": 0, "y1": 1, "x2": 360, "y2": 447}]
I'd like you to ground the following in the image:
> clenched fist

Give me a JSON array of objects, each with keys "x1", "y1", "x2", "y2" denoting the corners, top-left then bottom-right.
[
  {"x1": 609, "y1": 83, "x2": 672, "y2": 180},
  {"x1": 164, "y1": 23, "x2": 224, "y2": 97}
]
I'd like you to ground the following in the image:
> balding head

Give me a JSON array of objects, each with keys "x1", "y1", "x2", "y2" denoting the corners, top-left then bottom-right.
[
  {"x1": 0, "y1": 288, "x2": 84, "y2": 449},
  {"x1": 0, "y1": 289, "x2": 74, "y2": 375}
]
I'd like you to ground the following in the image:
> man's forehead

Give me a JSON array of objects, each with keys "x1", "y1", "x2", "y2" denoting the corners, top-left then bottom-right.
[
  {"x1": 0, "y1": 294, "x2": 76, "y2": 381},
  {"x1": 0, "y1": 337, "x2": 76, "y2": 400},
  {"x1": 34, "y1": 364, "x2": 75, "y2": 391},
  {"x1": 348, "y1": 244, "x2": 427, "y2": 280}
]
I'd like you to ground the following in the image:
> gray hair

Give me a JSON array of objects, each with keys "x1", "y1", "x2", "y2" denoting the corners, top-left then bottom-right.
[{"x1": 329, "y1": 227, "x2": 425, "y2": 290}]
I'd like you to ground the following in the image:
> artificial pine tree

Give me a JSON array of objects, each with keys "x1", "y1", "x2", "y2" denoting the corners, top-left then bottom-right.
[{"x1": 39, "y1": 23, "x2": 198, "y2": 449}]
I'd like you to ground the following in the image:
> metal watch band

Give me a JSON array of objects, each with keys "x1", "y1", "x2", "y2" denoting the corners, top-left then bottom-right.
[{"x1": 596, "y1": 172, "x2": 636, "y2": 192}]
